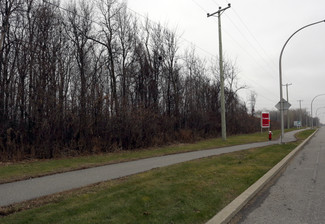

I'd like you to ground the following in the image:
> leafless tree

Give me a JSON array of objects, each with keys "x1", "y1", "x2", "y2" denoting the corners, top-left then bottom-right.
[
  {"x1": 64, "y1": 0, "x2": 95, "y2": 150},
  {"x1": 0, "y1": 0, "x2": 261, "y2": 161}
]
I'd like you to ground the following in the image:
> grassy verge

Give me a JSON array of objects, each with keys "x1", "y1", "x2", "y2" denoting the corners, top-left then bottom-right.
[
  {"x1": 0, "y1": 129, "x2": 314, "y2": 224},
  {"x1": 0, "y1": 130, "x2": 282, "y2": 184}
]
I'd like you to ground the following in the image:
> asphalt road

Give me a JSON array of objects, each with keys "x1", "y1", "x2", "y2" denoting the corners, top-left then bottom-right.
[
  {"x1": 0, "y1": 130, "x2": 301, "y2": 207},
  {"x1": 238, "y1": 127, "x2": 325, "y2": 224}
]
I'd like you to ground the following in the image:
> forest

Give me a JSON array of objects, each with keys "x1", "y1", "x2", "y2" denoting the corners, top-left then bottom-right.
[{"x1": 0, "y1": 0, "x2": 261, "y2": 161}]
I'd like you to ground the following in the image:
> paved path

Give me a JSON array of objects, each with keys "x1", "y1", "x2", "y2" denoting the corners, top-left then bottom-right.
[
  {"x1": 238, "y1": 127, "x2": 325, "y2": 224},
  {"x1": 0, "y1": 130, "x2": 302, "y2": 207}
]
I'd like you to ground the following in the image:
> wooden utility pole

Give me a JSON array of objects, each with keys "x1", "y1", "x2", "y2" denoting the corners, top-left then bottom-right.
[{"x1": 207, "y1": 3, "x2": 231, "y2": 141}]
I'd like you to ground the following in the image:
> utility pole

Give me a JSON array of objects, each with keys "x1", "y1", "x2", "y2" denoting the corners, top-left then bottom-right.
[
  {"x1": 298, "y1": 100, "x2": 303, "y2": 128},
  {"x1": 283, "y1": 83, "x2": 292, "y2": 129},
  {"x1": 207, "y1": 3, "x2": 231, "y2": 141}
]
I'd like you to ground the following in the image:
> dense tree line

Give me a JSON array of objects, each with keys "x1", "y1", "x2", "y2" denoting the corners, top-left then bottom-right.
[
  {"x1": 0, "y1": 0, "x2": 260, "y2": 161},
  {"x1": 269, "y1": 109, "x2": 314, "y2": 128}
]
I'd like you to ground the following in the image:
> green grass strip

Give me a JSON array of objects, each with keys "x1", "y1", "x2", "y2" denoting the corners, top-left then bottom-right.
[{"x1": 0, "y1": 130, "x2": 314, "y2": 224}]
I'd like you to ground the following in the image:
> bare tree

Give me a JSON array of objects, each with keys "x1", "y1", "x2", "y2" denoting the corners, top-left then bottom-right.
[
  {"x1": 0, "y1": 0, "x2": 261, "y2": 161},
  {"x1": 115, "y1": 4, "x2": 137, "y2": 110},
  {"x1": 64, "y1": 0, "x2": 94, "y2": 149},
  {"x1": 93, "y1": 0, "x2": 124, "y2": 116},
  {"x1": 0, "y1": 0, "x2": 23, "y2": 126},
  {"x1": 163, "y1": 28, "x2": 181, "y2": 121}
]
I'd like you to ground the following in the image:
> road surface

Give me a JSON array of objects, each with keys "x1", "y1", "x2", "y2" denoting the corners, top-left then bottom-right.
[{"x1": 238, "y1": 127, "x2": 325, "y2": 224}]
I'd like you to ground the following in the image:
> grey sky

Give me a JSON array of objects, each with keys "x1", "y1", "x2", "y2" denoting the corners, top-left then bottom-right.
[{"x1": 127, "y1": 0, "x2": 325, "y2": 122}]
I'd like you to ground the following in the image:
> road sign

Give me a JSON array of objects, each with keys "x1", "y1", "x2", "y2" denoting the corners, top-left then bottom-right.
[
  {"x1": 275, "y1": 98, "x2": 291, "y2": 111},
  {"x1": 294, "y1": 121, "x2": 301, "y2": 127},
  {"x1": 261, "y1": 112, "x2": 270, "y2": 128}
]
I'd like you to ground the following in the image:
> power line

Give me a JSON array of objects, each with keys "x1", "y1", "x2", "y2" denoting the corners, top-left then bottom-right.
[
  {"x1": 45, "y1": 0, "x2": 280, "y2": 106},
  {"x1": 190, "y1": 0, "x2": 209, "y2": 13},
  {"x1": 51, "y1": 0, "x2": 277, "y2": 109},
  {"x1": 220, "y1": 25, "x2": 279, "y2": 86},
  {"x1": 224, "y1": 13, "x2": 278, "y2": 78},
  {"x1": 127, "y1": 3, "x2": 218, "y2": 58},
  {"x1": 43, "y1": 0, "x2": 102, "y2": 26},
  {"x1": 191, "y1": 1, "x2": 279, "y2": 110},
  {"x1": 189, "y1": 0, "x2": 276, "y2": 82},
  {"x1": 188, "y1": 0, "x2": 278, "y2": 103},
  {"x1": 209, "y1": 0, "x2": 220, "y2": 7},
  {"x1": 241, "y1": 75, "x2": 278, "y2": 102},
  {"x1": 211, "y1": 0, "x2": 278, "y2": 77},
  {"x1": 44, "y1": 0, "x2": 218, "y2": 59},
  {"x1": 232, "y1": 8, "x2": 277, "y2": 65},
  {"x1": 188, "y1": 0, "x2": 278, "y2": 80},
  {"x1": 222, "y1": 0, "x2": 278, "y2": 68}
]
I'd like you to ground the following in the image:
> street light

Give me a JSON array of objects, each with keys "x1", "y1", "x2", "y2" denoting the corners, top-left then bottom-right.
[
  {"x1": 319, "y1": 113, "x2": 325, "y2": 126},
  {"x1": 315, "y1": 112, "x2": 325, "y2": 127},
  {"x1": 279, "y1": 19, "x2": 325, "y2": 143},
  {"x1": 315, "y1": 107, "x2": 325, "y2": 127},
  {"x1": 311, "y1": 94, "x2": 325, "y2": 128},
  {"x1": 315, "y1": 106, "x2": 325, "y2": 117}
]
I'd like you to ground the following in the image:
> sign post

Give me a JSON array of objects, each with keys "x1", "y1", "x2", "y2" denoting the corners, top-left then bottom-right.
[{"x1": 294, "y1": 121, "x2": 302, "y2": 128}]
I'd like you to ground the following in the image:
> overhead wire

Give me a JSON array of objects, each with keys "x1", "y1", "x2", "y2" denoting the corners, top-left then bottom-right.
[
  {"x1": 43, "y1": 0, "x2": 102, "y2": 27},
  {"x1": 190, "y1": 0, "x2": 276, "y2": 77},
  {"x1": 126, "y1": 5, "x2": 218, "y2": 58},
  {"x1": 190, "y1": 0, "x2": 210, "y2": 14},
  {"x1": 42, "y1": 0, "x2": 216, "y2": 59},
  {"x1": 208, "y1": 0, "x2": 221, "y2": 9},
  {"x1": 221, "y1": 0, "x2": 278, "y2": 69},
  {"x1": 231, "y1": 8, "x2": 278, "y2": 66},
  {"x1": 211, "y1": 0, "x2": 279, "y2": 82},
  {"x1": 224, "y1": 13, "x2": 278, "y2": 78},
  {"x1": 189, "y1": 0, "x2": 278, "y2": 103},
  {"x1": 45, "y1": 0, "x2": 278, "y2": 106}
]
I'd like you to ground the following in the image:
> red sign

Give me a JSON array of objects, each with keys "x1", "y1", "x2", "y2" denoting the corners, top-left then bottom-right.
[{"x1": 261, "y1": 112, "x2": 270, "y2": 128}]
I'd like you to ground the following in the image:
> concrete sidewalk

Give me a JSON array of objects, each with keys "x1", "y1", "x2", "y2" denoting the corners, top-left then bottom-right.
[{"x1": 0, "y1": 130, "x2": 303, "y2": 207}]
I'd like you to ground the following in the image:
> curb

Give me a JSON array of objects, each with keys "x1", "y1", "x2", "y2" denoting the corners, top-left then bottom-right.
[{"x1": 206, "y1": 129, "x2": 318, "y2": 224}]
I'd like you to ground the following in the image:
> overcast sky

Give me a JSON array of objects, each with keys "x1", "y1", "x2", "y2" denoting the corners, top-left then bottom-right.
[{"x1": 127, "y1": 0, "x2": 325, "y2": 122}]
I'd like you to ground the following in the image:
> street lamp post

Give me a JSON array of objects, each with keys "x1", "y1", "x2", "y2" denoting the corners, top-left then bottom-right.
[
  {"x1": 279, "y1": 20, "x2": 325, "y2": 143},
  {"x1": 315, "y1": 107, "x2": 325, "y2": 117},
  {"x1": 315, "y1": 107, "x2": 325, "y2": 127},
  {"x1": 311, "y1": 94, "x2": 325, "y2": 128},
  {"x1": 319, "y1": 113, "x2": 325, "y2": 126}
]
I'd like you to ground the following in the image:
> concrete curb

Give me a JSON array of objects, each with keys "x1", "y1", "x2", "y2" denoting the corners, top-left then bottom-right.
[{"x1": 206, "y1": 129, "x2": 318, "y2": 224}]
